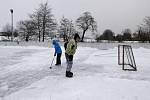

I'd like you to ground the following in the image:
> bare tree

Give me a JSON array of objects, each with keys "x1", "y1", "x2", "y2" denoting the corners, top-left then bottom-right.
[
  {"x1": 122, "y1": 29, "x2": 132, "y2": 41},
  {"x1": 136, "y1": 17, "x2": 150, "y2": 42},
  {"x1": 30, "y1": 10, "x2": 42, "y2": 42},
  {"x1": 136, "y1": 26, "x2": 148, "y2": 42},
  {"x1": 17, "y1": 20, "x2": 36, "y2": 41},
  {"x1": 76, "y1": 12, "x2": 97, "y2": 42},
  {"x1": 143, "y1": 16, "x2": 150, "y2": 41},
  {"x1": 37, "y1": 2, "x2": 57, "y2": 42},
  {"x1": 143, "y1": 16, "x2": 150, "y2": 28},
  {"x1": 59, "y1": 16, "x2": 75, "y2": 41}
]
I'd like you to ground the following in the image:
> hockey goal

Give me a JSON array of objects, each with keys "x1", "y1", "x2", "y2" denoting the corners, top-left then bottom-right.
[{"x1": 118, "y1": 45, "x2": 137, "y2": 71}]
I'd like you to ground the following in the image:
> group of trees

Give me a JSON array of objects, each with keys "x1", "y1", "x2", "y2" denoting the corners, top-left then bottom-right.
[
  {"x1": 59, "y1": 12, "x2": 97, "y2": 42},
  {"x1": 17, "y1": 2, "x2": 57, "y2": 42},
  {"x1": 2, "y1": 2, "x2": 97, "y2": 42},
  {"x1": 2, "y1": 2, "x2": 150, "y2": 42},
  {"x1": 59, "y1": 17, "x2": 75, "y2": 41},
  {"x1": 96, "y1": 28, "x2": 132, "y2": 42},
  {"x1": 2, "y1": 2, "x2": 57, "y2": 42},
  {"x1": 96, "y1": 17, "x2": 150, "y2": 43}
]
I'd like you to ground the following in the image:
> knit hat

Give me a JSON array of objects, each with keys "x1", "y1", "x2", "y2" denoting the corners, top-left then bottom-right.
[
  {"x1": 52, "y1": 39, "x2": 58, "y2": 45},
  {"x1": 74, "y1": 33, "x2": 80, "y2": 40}
]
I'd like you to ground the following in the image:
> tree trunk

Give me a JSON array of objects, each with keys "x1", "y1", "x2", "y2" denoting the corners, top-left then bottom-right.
[
  {"x1": 25, "y1": 35, "x2": 29, "y2": 42},
  {"x1": 42, "y1": 15, "x2": 46, "y2": 42},
  {"x1": 81, "y1": 30, "x2": 86, "y2": 42},
  {"x1": 42, "y1": 21, "x2": 46, "y2": 42},
  {"x1": 38, "y1": 22, "x2": 41, "y2": 42},
  {"x1": 38, "y1": 30, "x2": 41, "y2": 42},
  {"x1": 42, "y1": 28, "x2": 45, "y2": 42}
]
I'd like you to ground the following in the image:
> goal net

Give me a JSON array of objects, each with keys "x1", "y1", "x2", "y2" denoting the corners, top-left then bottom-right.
[{"x1": 118, "y1": 45, "x2": 137, "y2": 71}]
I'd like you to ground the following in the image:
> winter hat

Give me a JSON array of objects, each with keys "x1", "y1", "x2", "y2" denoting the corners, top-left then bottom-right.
[
  {"x1": 52, "y1": 39, "x2": 56, "y2": 45},
  {"x1": 74, "y1": 33, "x2": 80, "y2": 40}
]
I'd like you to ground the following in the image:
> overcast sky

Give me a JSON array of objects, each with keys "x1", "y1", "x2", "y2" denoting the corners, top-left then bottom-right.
[{"x1": 0, "y1": 0, "x2": 150, "y2": 34}]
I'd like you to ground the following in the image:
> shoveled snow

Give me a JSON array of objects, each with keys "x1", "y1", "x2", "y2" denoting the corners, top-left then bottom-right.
[{"x1": 0, "y1": 45, "x2": 150, "y2": 100}]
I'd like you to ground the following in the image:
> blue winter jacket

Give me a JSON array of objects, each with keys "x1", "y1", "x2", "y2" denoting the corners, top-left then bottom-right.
[{"x1": 52, "y1": 40, "x2": 62, "y2": 55}]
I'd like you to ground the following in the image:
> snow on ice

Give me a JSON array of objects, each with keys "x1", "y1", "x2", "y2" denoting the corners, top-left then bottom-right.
[{"x1": 0, "y1": 44, "x2": 150, "y2": 100}]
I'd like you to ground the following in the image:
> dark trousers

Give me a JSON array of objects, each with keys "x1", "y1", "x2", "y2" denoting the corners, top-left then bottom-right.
[
  {"x1": 56, "y1": 53, "x2": 62, "y2": 65},
  {"x1": 65, "y1": 53, "x2": 73, "y2": 71}
]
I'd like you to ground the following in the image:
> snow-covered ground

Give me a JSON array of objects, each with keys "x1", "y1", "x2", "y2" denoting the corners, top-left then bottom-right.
[{"x1": 0, "y1": 44, "x2": 150, "y2": 100}]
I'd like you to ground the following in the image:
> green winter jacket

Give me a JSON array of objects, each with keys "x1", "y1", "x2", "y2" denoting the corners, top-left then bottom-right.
[{"x1": 65, "y1": 39, "x2": 77, "y2": 55}]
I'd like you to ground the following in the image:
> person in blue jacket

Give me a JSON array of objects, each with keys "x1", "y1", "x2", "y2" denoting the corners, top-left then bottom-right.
[{"x1": 52, "y1": 39, "x2": 62, "y2": 65}]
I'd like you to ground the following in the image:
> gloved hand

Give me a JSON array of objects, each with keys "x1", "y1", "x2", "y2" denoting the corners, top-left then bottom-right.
[
  {"x1": 71, "y1": 45, "x2": 75, "y2": 49},
  {"x1": 54, "y1": 53, "x2": 56, "y2": 56}
]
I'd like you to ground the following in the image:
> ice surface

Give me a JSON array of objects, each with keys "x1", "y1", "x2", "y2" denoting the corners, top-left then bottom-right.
[{"x1": 0, "y1": 44, "x2": 150, "y2": 100}]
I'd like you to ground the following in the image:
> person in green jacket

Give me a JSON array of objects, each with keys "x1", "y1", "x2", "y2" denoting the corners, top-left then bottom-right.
[{"x1": 65, "y1": 33, "x2": 80, "y2": 78}]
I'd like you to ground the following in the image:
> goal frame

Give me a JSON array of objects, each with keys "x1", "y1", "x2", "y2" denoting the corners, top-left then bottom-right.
[{"x1": 118, "y1": 45, "x2": 137, "y2": 71}]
